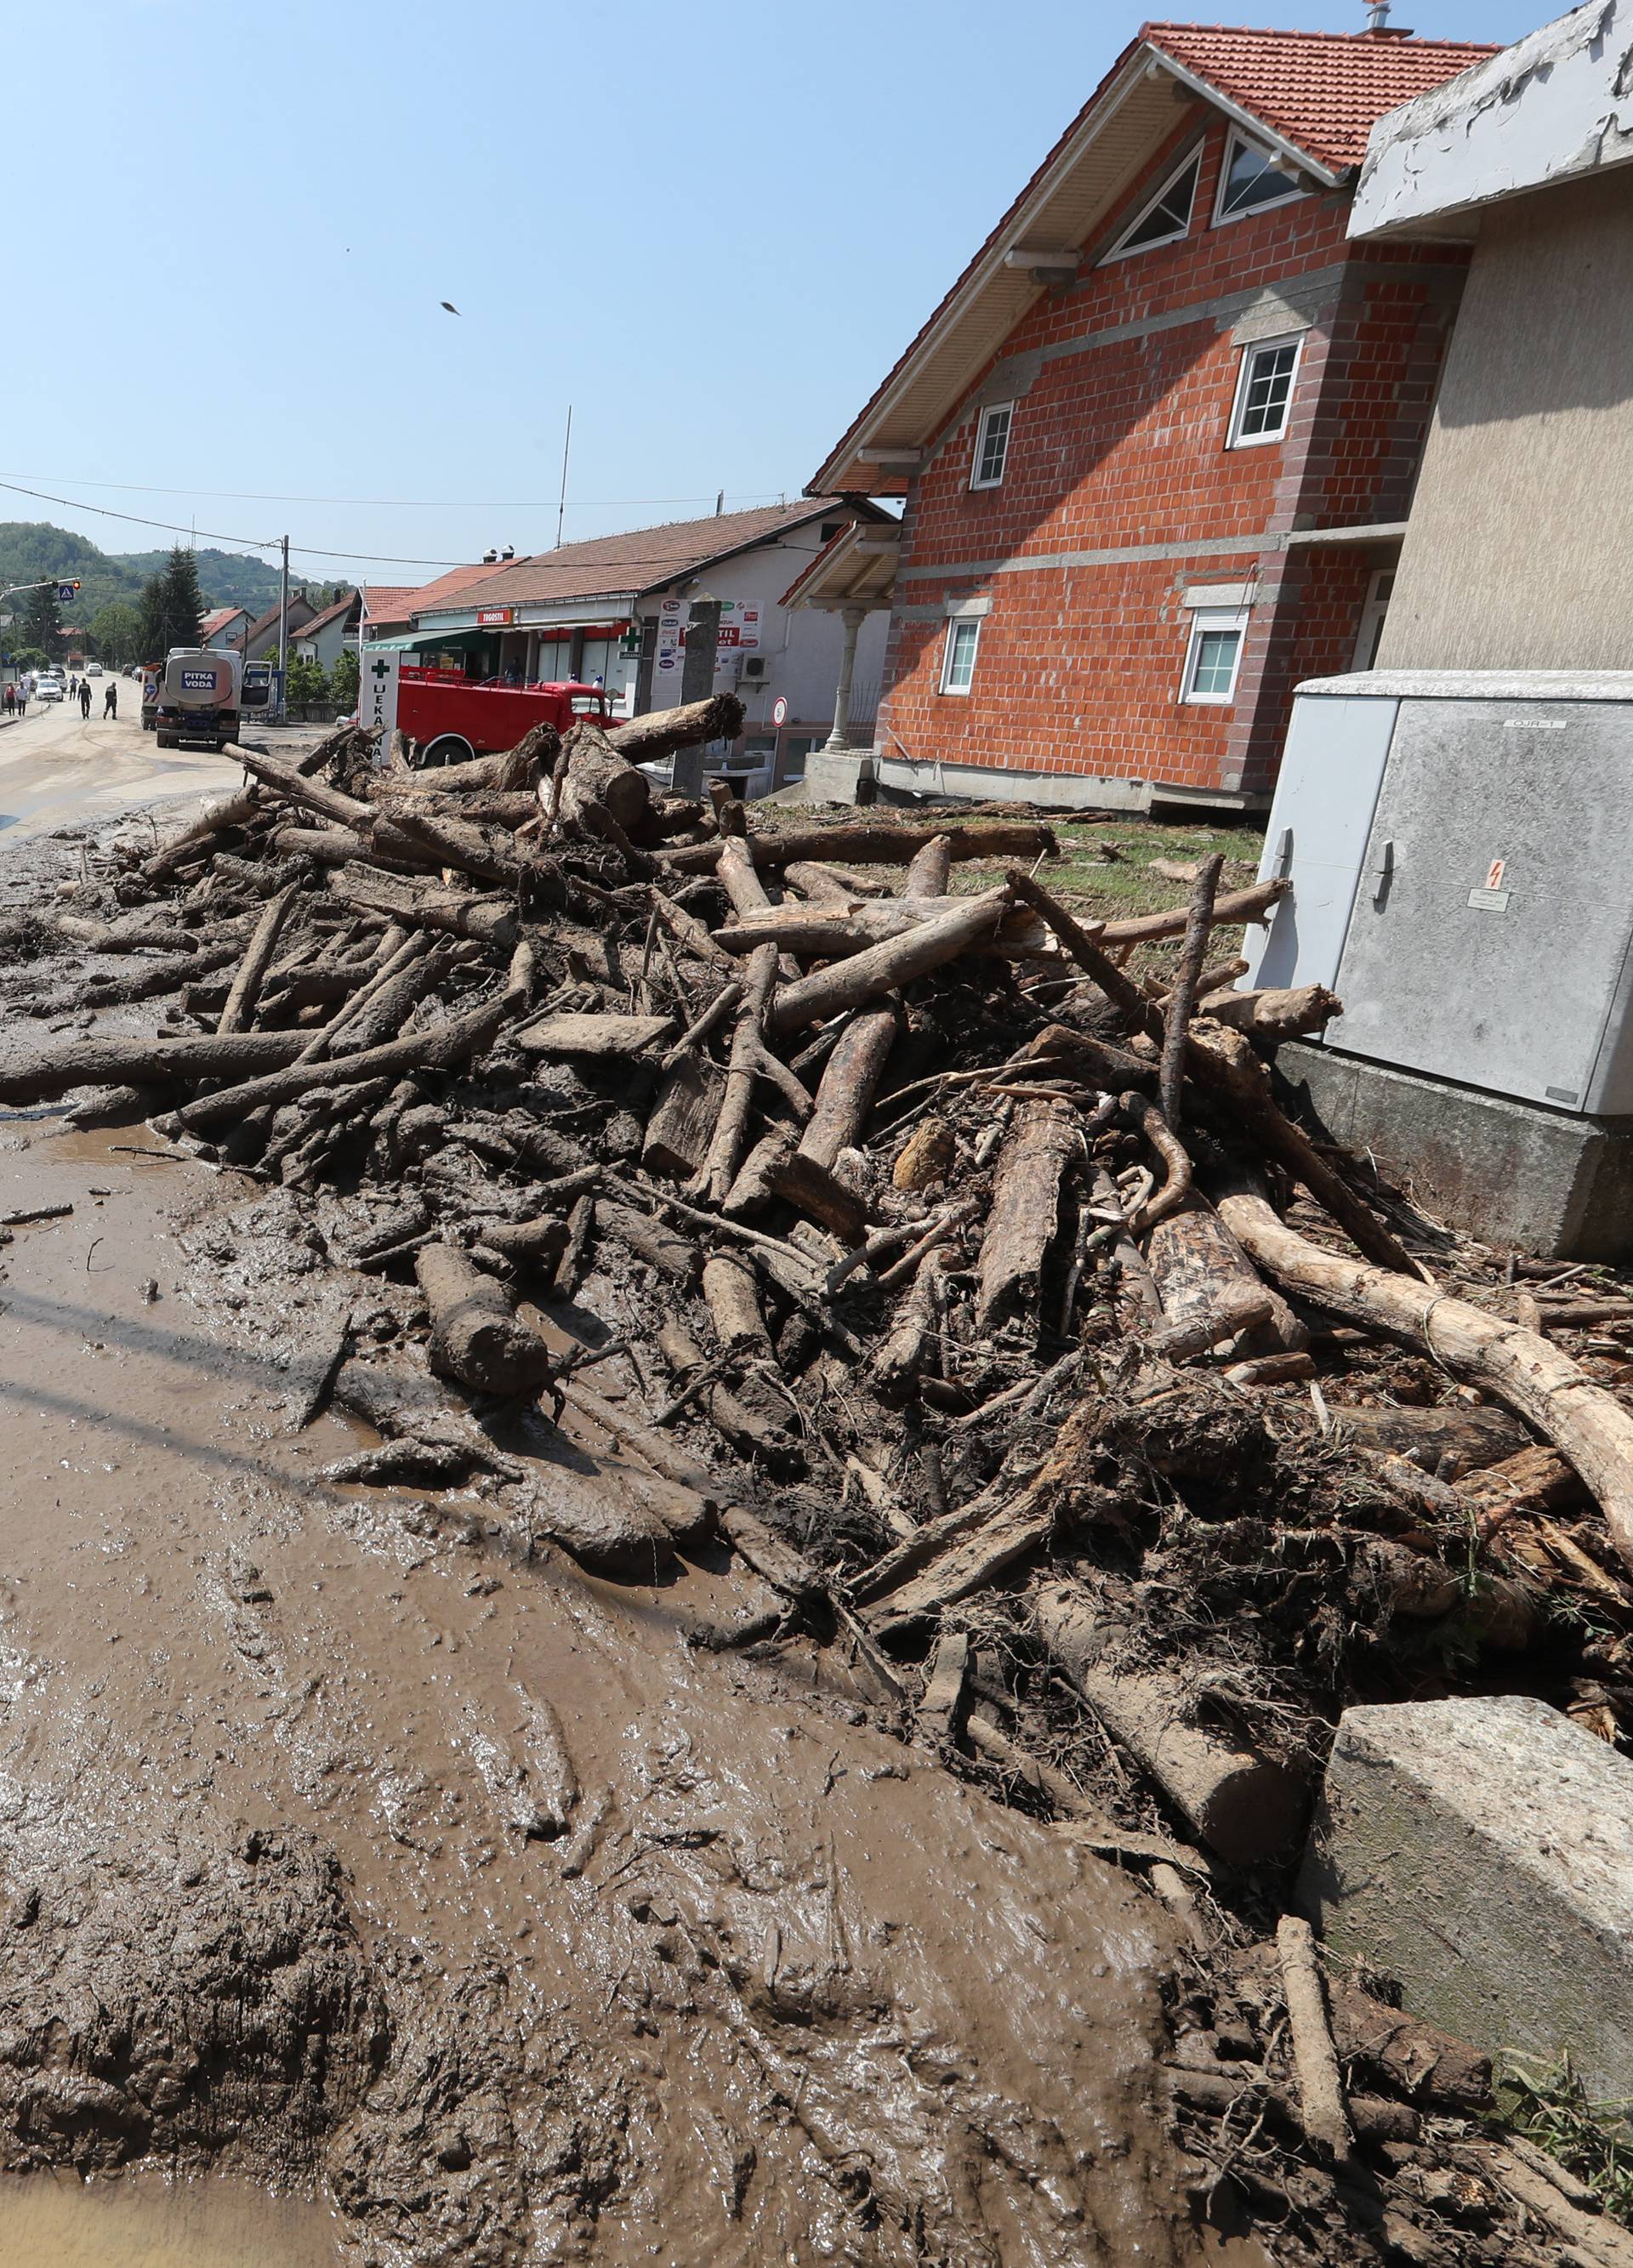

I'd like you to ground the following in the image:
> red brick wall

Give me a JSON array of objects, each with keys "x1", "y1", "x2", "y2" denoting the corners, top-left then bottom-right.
[{"x1": 878, "y1": 107, "x2": 1467, "y2": 801}]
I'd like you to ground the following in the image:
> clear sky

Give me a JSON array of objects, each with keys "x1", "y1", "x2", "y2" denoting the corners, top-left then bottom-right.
[{"x1": 11, "y1": 0, "x2": 1552, "y2": 586}]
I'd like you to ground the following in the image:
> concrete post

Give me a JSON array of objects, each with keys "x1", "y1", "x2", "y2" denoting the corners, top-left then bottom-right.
[{"x1": 825, "y1": 605, "x2": 867, "y2": 752}]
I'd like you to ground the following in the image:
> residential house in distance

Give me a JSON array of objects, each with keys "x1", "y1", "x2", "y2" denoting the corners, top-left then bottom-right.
[
  {"x1": 807, "y1": 15, "x2": 1495, "y2": 810},
  {"x1": 243, "y1": 594, "x2": 321, "y2": 662},
  {"x1": 198, "y1": 605, "x2": 252, "y2": 652},
  {"x1": 393, "y1": 502, "x2": 894, "y2": 790},
  {"x1": 291, "y1": 592, "x2": 362, "y2": 674}
]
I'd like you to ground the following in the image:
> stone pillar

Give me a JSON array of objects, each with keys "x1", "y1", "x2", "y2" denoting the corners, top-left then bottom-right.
[{"x1": 824, "y1": 605, "x2": 867, "y2": 751}]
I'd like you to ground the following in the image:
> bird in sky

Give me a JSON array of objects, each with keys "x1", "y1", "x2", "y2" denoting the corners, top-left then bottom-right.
[{"x1": 441, "y1": 301, "x2": 460, "y2": 315}]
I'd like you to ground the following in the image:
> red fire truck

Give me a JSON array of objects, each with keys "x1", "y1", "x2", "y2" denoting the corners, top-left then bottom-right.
[{"x1": 396, "y1": 668, "x2": 617, "y2": 768}]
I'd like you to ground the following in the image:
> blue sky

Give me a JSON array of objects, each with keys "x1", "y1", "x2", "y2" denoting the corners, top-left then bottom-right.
[{"x1": 11, "y1": 0, "x2": 1551, "y2": 584}]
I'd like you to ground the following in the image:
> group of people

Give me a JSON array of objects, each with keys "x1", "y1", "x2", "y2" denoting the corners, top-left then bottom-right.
[{"x1": 1, "y1": 675, "x2": 117, "y2": 719}]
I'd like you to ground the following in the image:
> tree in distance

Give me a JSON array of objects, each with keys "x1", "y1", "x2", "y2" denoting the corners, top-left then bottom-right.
[
  {"x1": 20, "y1": 582, "x2": 63, "y2": 659},
  {"x1": 330, "y1": 647, "x2": 360, "y2": 713},
  {"x1": 136, "y1": 548, "x2": 208, "y2": 662},
  {"x1": 88, "y1": 600, "x2": 142, "y2": 667}
]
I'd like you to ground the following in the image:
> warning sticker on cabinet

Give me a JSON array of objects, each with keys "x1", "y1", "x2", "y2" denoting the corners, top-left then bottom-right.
[{"x1": 1467, "y1": 888, "x2": 1511, "y2": 911}]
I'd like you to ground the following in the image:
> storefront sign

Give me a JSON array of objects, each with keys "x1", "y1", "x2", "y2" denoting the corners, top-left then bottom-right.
[
  {"x1": 655, "y1": 595, "x2": 684, "y2": 678},
  {"x1": 475, "y1": 606, "x2": 515, "y2": 628},
  {"x1": 715, "y1": 601, "x2": 761, "y2": 651},
  {"x1": 361, "y1": 645, "x2": 401, "y2": 746}
]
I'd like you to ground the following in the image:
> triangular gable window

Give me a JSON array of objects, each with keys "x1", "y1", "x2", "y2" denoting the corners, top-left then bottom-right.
[
  {"x1": 1215, "y1": 132, "x2": 1304, "y2": 222},
  {"x1": 1103, "y1": 150, "x2": 1200, "y2": 261}
]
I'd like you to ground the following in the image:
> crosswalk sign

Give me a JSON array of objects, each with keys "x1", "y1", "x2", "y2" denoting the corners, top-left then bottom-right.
[{"x1": 56, "y1": 582, "x2": 79, "y2": 602}]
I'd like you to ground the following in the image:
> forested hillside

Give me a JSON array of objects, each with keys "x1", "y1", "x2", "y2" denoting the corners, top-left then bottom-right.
[{"x1": 0, "y1": 524, "x2": 321, "y2": 621}]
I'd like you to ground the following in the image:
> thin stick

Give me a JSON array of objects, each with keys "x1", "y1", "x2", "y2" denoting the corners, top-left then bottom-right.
[
  {"x1": 1158, "y1": 854, "x2": 1223, "y2": 1129},
  {"x1": 657, "y1": 978, "x2": 743, "y2": 1074},
  {"x1": 1275, "y1": 1917, "x2": 1354, "y2": 2169},
  {"x1": 1003, "y1": 867, "x2": 1154, "y2": 1034}
]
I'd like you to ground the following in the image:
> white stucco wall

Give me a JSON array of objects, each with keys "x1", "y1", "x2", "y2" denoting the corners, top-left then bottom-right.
[
  {"x1": 636, "y1": 531, "x2": 888, "y2": 736},
  {"x1": 1352, "y1": 0, "x2": 1633, "y2": 240}
]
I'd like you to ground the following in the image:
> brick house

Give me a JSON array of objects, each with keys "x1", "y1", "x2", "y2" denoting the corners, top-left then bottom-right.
[{"x1": 807, "y1": 19, "x2": 1495, "y2": 812}]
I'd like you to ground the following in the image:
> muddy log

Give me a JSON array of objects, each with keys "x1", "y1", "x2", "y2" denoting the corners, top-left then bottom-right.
[
  {"x1": 1217, "y1": 1185, "x2": 1633, "y2": 1576},
  {"x1": 797, "y1": 1003, "x2": 900, "y2": 1170},
  {"x1": 417, "y1": 1242, "x2": 554, "y2": 1396},
  {"x1": 394, "y1": 720, "x2": 558, "y2": 794},
  {"x1": 703, "y1": 1252, "x2": 771, "y2": 1359},
  {"x1": 871, "y1": 1245, "x2": 947, "y2": 1402},
  {"x1": 768, "y1": 890, "x2": 1010, "y2": 1039},
  {"x1": 327, "y1": 863, "x2": 519, "y2": 950},
  {"x1": 1158, "y1": 854, "x2": 1223, "y2": 1129},
  {"x1": 155, "y1": 990, "x2": 519, "y2": 1136},
  {"x1": 1035, "y1": 1582, "x2": 1308, "y2": 1866},
  {"x1": 607, "y1": 692, "x2": 744, "y2": 765},
  {"x1": 643, "y1": 1051, "x2": 726, "y2": 1180},
  {"x1": 1321, "y1": 1401, "x2": 1531, "y2": 1473},
  {"x1": 143, "y1": 786, "x2": 263, "y2": 879},
  {"x1": 516, "y1": 1012, "x2": 675, "y2": 1060},
  {"x1": 1202, "y1": 983, "x2": 1343, "y2": 1042},
  {"x1": 215, "y1": 881, "x2": 301, "y2": 1036},
  {"x1": 554, "y1": 721, "x2": 651, "y2": 835},
  {"x1": 699, "y1": 944, "x2": 778, "y2": 1203},
  {"x1": 0, "y1": 1027, "x2": 313, "y2": 1106},
  {"x1": 662, "y1": 820, "x2": 1058, "y2": 877},
  {"x1": 976, "y1": 1098, "x2": 1080, "y2": 1331},
  {"x1": 271, "y1": 824, "x2": 422, "y2": 872},
  {"x1": 1147, "y1": 1192, "x2": 1308, "y2": 1358},
  {"x1": 480, "y1": 1215, "x2": 570, "y2": 1282}
]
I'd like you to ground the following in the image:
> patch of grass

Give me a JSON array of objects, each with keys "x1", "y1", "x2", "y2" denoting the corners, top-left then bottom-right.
[{"x1": 1499, "y1": 2055, "x2": 1633, "y2": 2227}]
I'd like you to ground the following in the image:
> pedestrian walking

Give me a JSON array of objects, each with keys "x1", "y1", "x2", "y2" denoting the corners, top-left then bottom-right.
[
  {"x1": 67, "y1": 675, "x2": 77, "y2": 702},
  {"x1": 79, "y1": 681, "x2": 91, "y2": 719},
  {"x1": 15, "y1": 688, "x2": 27, "y2": 719},
  {"x1": 103, "y1": 684, "x2": 117, "y2": 719}
]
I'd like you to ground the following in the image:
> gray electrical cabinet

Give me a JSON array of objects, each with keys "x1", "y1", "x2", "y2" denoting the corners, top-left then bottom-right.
[{"x1": 1244, "y1": 672, "x2": 1633, "y2": 1117}]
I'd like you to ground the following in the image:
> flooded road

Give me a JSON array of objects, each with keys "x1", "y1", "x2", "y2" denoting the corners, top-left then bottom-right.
[
  {"x1": 0, "y1": 1111, "x2": 1216, "y2": 2264},
  {"x1": 0, "y1": 693, "x2": 241, "y2": 841}
]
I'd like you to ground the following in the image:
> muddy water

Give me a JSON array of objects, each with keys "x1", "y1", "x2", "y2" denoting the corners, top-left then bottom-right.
[
  {"x1": 0, "y1": 1113, "x2": 1225, "y2": 2265},
  {"x1": 0, "y1": 2170, "x2": 340, "y2": 2265}
]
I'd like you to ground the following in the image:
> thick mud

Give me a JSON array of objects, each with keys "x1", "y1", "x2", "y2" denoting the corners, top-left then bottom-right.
[
  {"x1": 0, "y1": 2168, "x2": 340, "y2": 2265},
  {"x1": 0, "y1": 1113, "x2": 1220, "y2": 2264}
]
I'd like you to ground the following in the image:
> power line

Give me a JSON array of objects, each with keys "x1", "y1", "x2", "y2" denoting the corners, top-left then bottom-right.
[
  {"x1": 0, "y1": 478, "x2": 471, "y2": 568},
  {"x1": 1, "y1": 471, "x2": 792, "y2": 512}
]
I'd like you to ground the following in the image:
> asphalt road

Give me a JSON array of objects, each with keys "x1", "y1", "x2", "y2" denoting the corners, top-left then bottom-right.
[{"x1": 0, "y1": 675, "x2": 243, "y2": 842}]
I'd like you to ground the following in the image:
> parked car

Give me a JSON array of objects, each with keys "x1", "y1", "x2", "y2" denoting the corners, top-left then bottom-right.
[{"x1": 34, "y1": 677, "x2": 63, "y2": 704}]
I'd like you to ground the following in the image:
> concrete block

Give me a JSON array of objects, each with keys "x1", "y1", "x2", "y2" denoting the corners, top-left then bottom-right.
[
  {"x1": 1279, "y1": 1042, "x2": 1633, "y2": 1260},
  {"x1": 797, "y1": 747, "x2": 874, "y2": 804},
  {"x1": 1300, "y1": 1697, "x2": 1633, "y2": 2107}
]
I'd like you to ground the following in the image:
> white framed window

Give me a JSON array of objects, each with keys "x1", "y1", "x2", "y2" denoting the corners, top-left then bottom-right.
[
  {"x1": 1214, "y1": 131, "x2": 1305, "y2": 225},
  {"x1": 970, "y1": 401, "x2": 1013, "y2": 490},
  {"x1": 1227, "y1": 333, "x2": 1302, "y2": 446},
  {"x1": 1102, "y1": 147, "x2": 1202, "y2": 263},
  {"x1": 1181, "y1": 607, "x2": 1249, "y2": 704},
  {"x1": 940, "y1": 617, "x2": 982, "y2": 695},
  {"x1": 1353, "y1": 566, "x2": 1396, "y2": 670}
]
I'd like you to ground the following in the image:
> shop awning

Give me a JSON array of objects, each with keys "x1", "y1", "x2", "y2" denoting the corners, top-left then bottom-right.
[{"x1": 361, "y1": 628, "x2": 486, "y2": 653}]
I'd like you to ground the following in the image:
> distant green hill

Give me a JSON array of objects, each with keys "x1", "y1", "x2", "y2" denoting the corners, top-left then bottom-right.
[{"x1": 0, "y1": 522, "x2": 335, "y2": 626}]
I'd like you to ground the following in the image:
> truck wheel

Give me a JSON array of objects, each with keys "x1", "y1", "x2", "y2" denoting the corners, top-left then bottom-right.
[{"x1": 416, "y1": 733, "x2": 476, "y2": 770}]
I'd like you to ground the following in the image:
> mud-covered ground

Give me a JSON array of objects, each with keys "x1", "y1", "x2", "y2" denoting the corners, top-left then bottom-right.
[{"x1": 0, "y1": 814, "x2": 1219, "y2": 2265}]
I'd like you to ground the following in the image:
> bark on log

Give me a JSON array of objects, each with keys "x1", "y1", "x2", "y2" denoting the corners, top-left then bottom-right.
[
  {"x1": 903, "y1": 833, "x2": 953, "y2": 898},
  {"x1": 655, "y1": 1319, "x2": 786, "y2": 1458},
  {"x1": 480, "y1": 1215, "x2": 570, "y2": 1282},
  {"x1": 555, "y1": 721, "x2": 651, "y2": 834},
  {"x1": 1096, "y1": 877, "x2": 1289, "y2": 947},
  {"x1": 768, "y1": 890, "x2": 1009, "y2": 1038},
  {"x1": 327, "y1": 862, "x2": 518, "y2": 949},
  {"x1": 765, "y1": 1145, "x2": 868, "y2": 1241},
  {"x1": 1159, "y1": 854, "x2": 1223, "y2": 1129},
  {"x1": 1217, "y1": 1185, "x2": 1633, "y2": 1576},
  {"x1": 607, "y1": 692, "x2": 744, "y2": 765},
  {"x1": 416, "y1": 1242, "x2": 554, "y2": 1395},
  {"x1": 716, "y1": 896, "x2": 1050, "y2": 959},
  {"x1": 1201, "y1": 984, "x2": 1343, "y2": 1042},
  {"x1": 1460, "y1": 1446, "x2": 1581, "y2": 1538},
  {"x1": 1147, "y1": 1193, "x2": 1308, "y2": 1359},
  {"x1": 716, "y1": 833, "x2": 774, "y2": 919},
  {"x1": 1321, "y1": 1401, "x2": 1530, "y2": 1473},
  {"x1": 272, "y1": 824, "x2": 421, "y2": 871},
  {"x1": 662, "y1": 820, "x2": 1058, "y2": 877},
  {"x1": 976, "y1": 1098, "x2": 1079, "y2": 1330},
  {"x1": 215, "y1": 881, "x2": 301, "y2": 1036},
  {"x1": 643, "y1": 1052, "x2": 725, "y2": 1180},
  {"x1": 871, "y1": 1245, "x2": 947, "y2": 1402},
  {"x1": 1036, "y1": 1582, "x2": 1308, "y2": 1865},
  {"x1": 595, "y1": 1200, "x2": 700, "y2": 1282},
  {"x1": 0, "y1": 1027, "x2": 311, "y2": 1106},
  {"x1": 700, "y1": 943, "x2": 778, "y2": 1203},
  {"x1": 1004, "y1": 867, "x2": 1147, "y2": 1027},
  {"x1": 144, "y1": 787, "x2": 263, "y2": 879},
  {"x1": 395, "y1": 721, "x2": 558, "y2": 794},
  {"x1": 1146, "y1": 1282, "x2": 1275, "y2": 1363},
  {"x1": 1276, "y1": 1915, "x2": 1356, "y2": 2169},
  {"x1": 796, "y1": 1003, "x2": 899, "y2": 1171}
]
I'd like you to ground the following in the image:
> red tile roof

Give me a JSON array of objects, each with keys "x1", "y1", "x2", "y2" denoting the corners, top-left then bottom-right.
[
  {"x1": 198, "y1": 605, "x2": 246, "y2": 639},
  {"x1": 409, "y1": 502, "x2": 874, "y2": 618},
  {"x1": 361, "y1": 583, "x2": 422, "y2": 625},
  {"x1": 293, "y1": 593, "x2": 360, "y2": 639},
  {"x1": 400, "y1": 560, "x2": 515, "y2": 618},
  {"x1": 1144, "y1": 23, "x2": 1498, "y2": 170}
]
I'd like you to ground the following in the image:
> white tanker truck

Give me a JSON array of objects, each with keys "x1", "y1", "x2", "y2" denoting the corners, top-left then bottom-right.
[{"x1": 155, "y1": 647, "x2": 242, "y2": 751}]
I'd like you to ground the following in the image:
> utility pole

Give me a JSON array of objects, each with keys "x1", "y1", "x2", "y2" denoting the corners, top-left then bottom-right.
[
  {"x1": 276, "y1": 535, "x2": 289, "y2": 721},
  {"x1": 555, "y1": 406, "x2": 572, "y2": 549}
]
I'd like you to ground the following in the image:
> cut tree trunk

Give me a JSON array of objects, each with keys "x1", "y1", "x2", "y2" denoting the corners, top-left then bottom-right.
[
  {"x1": 515, "y1": 1012, "x2": 675, "y2": 1060},
  {"x1": 703, "y1": 1252, "x2": 771, "y2": 1358},
  {"x1": 0, "y1": 1027, "x2": 311, "y2": 1106},
  {"x1": 1147, "y1": 1192, "x2": 1308, "y2": 1359},
  {"x1": 643, "y1": 1051, "x2": 726, "y2": 1180},
  {"x1": 327, "y1": 862, "x2": 519, "y2": 949},
  {"x1": 416, "y1": 1242, "x2": 554, "y2": 1395},
  {"x1": 976, "y1": 1098, "x2": 1079, "y2": 1331},
  {"x1": 216, "y1": 881, "x2": 301, "y2": 1036},
  {"x1": 1158, "y1": 854, "x2": 1223, "y2": 1129},
  {"x1": 700, "y1": 943, "x2": 778, "y2": 1203},
  {"x1": 796, "y1": 1003, "x2": 899, "y2": 1171},
  {"x1": 1216, "y1": 1184, "x2": 1633, "y2": 1576},
  {"x1": 554, "y1": 721, "x2": 651, "y2": 834}
]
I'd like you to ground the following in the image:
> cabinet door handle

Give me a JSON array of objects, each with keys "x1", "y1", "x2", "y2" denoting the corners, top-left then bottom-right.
[{"x1": 1272, "y1": 825, "x2": 1294, "y2": 879}]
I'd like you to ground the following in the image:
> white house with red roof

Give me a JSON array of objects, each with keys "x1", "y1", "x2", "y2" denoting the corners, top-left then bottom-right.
[{"x1": 198, "y1": 605, "x2": 252, "y2": 652}]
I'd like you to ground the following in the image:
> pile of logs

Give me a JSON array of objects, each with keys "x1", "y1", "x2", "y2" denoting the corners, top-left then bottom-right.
[{"x1": 7, "y1": 710, "x2": 1633, "y2": 1882}]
